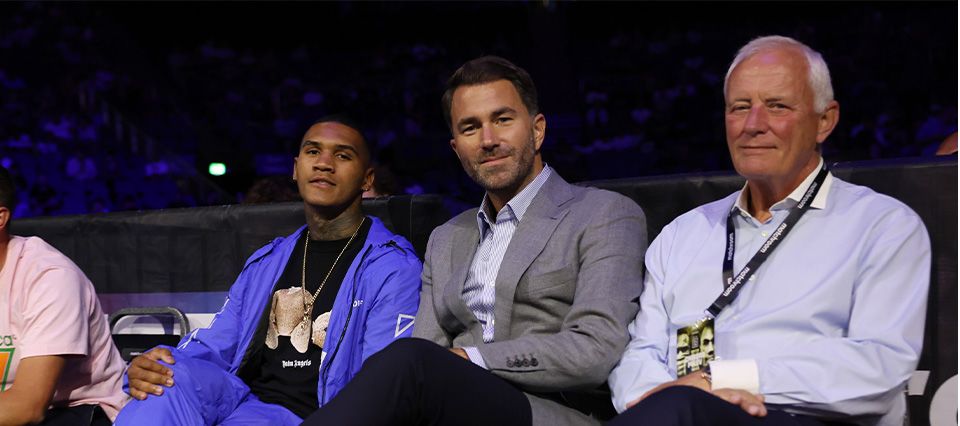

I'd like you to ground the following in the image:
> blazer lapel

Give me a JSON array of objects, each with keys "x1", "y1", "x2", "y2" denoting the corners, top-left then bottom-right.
[
  {"x1": 492, "y1": 173, "x2": 574, "y2": 342},
  {"x1": 440, "y1": 219, "x2": 483, "y2": 342}
]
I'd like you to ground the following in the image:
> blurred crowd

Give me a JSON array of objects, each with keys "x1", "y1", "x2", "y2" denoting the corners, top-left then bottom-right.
[{"x1": 1, "y1": 2, "x2": 955, "y2": 218}]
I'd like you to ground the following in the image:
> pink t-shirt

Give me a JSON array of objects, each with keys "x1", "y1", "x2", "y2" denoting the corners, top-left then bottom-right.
[{"x1": 0, "y1": 236, "x2": 126, "y2": 420}]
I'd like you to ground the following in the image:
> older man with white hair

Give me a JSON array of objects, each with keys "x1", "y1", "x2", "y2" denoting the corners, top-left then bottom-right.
[{"x1": 607, "y1": 36, "x2": 930, "y2": 426}]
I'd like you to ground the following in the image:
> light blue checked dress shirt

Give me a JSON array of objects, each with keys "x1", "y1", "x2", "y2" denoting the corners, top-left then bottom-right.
[{"x1": 461, "y1": 165, "x2": 553, "y2": 368}]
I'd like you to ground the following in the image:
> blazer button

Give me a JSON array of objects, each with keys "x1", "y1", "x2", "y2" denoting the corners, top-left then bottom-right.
[
  {"x1": 521, "y1": 359, "x2": 530, "y2": 367},
  {"x1": 531, "y1": 358, "x2": 539, "y2": 367},
  {"x1": 507, "y1": 359, "x2": 514, "y2": 368}
]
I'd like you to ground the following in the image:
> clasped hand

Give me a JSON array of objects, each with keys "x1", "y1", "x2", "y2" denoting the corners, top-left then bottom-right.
[{"x1": 627, "y1": 371, "x2": 767, "y2": 417}]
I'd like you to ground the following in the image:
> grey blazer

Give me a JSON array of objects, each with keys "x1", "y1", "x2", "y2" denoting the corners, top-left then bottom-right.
[{"x1": 413, "y1": 172, "x2": 647, "y2": 426}]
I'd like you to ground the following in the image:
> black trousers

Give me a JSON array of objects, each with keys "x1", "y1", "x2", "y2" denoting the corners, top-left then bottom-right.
[
  {"x1": 301, "y1": 338, "x2": 532, "y2": 426},
  {"x1": 42, "y1": 404, "x2": 111, "y2": 426},
  {"x1": 608, "y1": 386, "x2": 850, "y2": 426}
]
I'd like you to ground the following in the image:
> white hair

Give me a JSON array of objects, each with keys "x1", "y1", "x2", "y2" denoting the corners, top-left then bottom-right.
[{"x1": 723, "y1": 35, "x2": 834, "y2": 113}]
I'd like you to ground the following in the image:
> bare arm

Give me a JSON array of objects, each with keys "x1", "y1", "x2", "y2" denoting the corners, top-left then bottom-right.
[{"x1": 0, "y1": 355, "x2": 66, "y2": 426}]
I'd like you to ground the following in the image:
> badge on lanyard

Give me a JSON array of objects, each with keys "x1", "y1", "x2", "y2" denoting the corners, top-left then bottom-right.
[
  {"x1": 682, "y1": 167, "x2": 827, "y2": 376},
  {"x1": 676, "y1": 317, "x2": 715, "y2": 376}
]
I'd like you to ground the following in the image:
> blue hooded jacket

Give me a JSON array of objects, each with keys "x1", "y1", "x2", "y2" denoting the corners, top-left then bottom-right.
[{"x1": 167, "y1": 216, "x2": 421, "y2": 407}]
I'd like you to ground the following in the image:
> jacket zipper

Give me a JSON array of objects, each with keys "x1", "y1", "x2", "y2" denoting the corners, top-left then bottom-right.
[{"x1": 318, "y1": 240, "x2": 404, "y2": 405}]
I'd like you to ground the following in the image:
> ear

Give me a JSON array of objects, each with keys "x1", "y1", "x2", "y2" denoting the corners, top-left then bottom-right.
[
  {"x1": 362, "y1": 167, "x2": 375, "y2": 193},
  {"x1": 815, "y1": 101, "x2": 840, "y2": 144},
  {"x1": 0, "y1": 207, "x2": 9, "y2": 232},
  {"x1": 292, "y1": 157, "x2": 300, "y2": 181},
  {"x1": 532, "y1": 113, "x2": 546, "y2": 151},
  {"x1": 449, "y1": 138, "x2": 461, "y2": 160}
]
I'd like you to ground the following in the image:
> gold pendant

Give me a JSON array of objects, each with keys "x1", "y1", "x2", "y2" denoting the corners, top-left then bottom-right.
[
  {"x1": 290, "y1": 318, "x2": 311, "y2": 353},
  {"x1": 266, "y1": 286, "x2": 313, "y2": 351},
  {"x1": 265, "y1": 291, "x2": 280, "y2": 349},
  {"x1": 312, "y1": 311, "x2": 332, "y2": 348}
]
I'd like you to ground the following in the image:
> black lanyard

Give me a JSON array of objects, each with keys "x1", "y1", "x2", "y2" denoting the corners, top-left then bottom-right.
[{"x1": 706, "y1": 166, "x2": 829, "y2": 319}]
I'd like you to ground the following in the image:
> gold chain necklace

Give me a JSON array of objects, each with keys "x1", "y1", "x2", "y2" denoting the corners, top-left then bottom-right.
[
  {"x1": 263, "y1": 217, "x2": 366, "y2": 354},
  {"x1": 300, "y1": 217, "x2": 365, "y2": 313}
]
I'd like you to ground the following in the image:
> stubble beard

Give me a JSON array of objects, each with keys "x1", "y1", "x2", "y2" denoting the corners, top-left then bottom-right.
[{"x1": 465, "y1": 132, "x2": 538, "y2": 194}]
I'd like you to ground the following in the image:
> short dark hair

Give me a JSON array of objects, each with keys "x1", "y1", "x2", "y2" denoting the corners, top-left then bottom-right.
[
  {"x1": 299, "y1": 114, "x2": 373, "y2": 166},
  {"x1": 311, "y1": 114, "x2": 366, "y2": 139},
  {"x1": 0, "y1": 165, "x2": 16, "y2": 211},
  {"x1": 441, "y1": 56, "x2": 540, "y2": 130}
]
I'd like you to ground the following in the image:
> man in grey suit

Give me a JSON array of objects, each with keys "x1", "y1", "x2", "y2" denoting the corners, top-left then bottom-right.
[{"x1": 302, "y1": 56, "x2": 646, "y2": 426}]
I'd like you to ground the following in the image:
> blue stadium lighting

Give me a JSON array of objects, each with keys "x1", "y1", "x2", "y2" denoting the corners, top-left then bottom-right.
[{"x1": 208, "y1": 162, "x2": 227, "y2": 176}]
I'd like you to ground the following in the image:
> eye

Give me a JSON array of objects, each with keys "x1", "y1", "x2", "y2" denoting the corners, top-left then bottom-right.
[
  {"x1": 336, "y1": 152, "x2": 352, "y2": 160},
  {"x1": 496, "y1": 116, "x2": 513, "y2": 124},
  {"x1": 729, "y1": 104, "x2": 750, "y2": 113},
  {"x1": 460, "y1": 125, "x2": 476, "y2": 135},
  {"x1": 768, "y1": 102, "x2": 789, "y2": 111},
  {"x1": 305, "y1": 148, "x2": 320, "y2": 155}
]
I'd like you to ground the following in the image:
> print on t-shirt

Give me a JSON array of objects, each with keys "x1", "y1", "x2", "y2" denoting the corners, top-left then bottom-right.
[{"x1": 0, "y1": 334, "x2": 15, "y2": 391}]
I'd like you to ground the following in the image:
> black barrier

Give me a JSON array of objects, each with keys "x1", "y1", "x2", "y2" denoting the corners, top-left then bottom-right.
[
  {"x1": 584, "y1": 157, "x2": 957, "y2": 426},
  {"x1": 10, "y1": 158, "x2": 956, "y2": 425},
  {"x1": 10, "y1": 194, "x2": 449, "y2": 295}
]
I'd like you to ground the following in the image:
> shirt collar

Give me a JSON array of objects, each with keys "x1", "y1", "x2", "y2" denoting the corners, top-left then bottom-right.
[
  {"x1": 476, "y1": 164, "x2": 553, "y2": 231},
  {"x1": 734, "y1": 157, "x2": 833, "y2": 216}
]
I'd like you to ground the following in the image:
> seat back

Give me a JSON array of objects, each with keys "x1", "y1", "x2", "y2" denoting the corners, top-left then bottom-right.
[{"x1": 109, "y1": 306, "x2": 191, "y2": 362}]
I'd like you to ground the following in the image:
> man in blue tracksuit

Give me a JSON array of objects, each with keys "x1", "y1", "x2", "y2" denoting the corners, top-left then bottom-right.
[{"x1": 115, "y1": 117, "x2": 422, "y2": 425}]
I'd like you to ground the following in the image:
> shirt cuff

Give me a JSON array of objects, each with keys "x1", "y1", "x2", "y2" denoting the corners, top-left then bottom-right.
[
  {"x1": 463, "y1": 346, "x2": 488, "y2": 370},
  {"x1": 709, "y1": 359, "x2": 760, "y2": 394}
]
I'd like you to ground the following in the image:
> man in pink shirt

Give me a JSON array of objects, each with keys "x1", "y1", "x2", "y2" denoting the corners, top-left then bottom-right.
[{"x1": 0, "y1": 165, "x2": 126, "y2": 425}]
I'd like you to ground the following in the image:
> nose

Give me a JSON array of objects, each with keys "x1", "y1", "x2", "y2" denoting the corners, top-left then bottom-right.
[
  {"x1": 313, "y1": 150, "x2": 334, "y2": 172},
  {"x1": 743, "y1": 104, "x2": 769, "y2": 136},
  {"x1": 480, "y1": 123, "x2": 498, "y2": 149}
]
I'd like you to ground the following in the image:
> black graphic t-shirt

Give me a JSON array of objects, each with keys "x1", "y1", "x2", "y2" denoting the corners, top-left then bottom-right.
[{"x1": 240, "y1": 221, "x2": 370, "y2": 418}]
